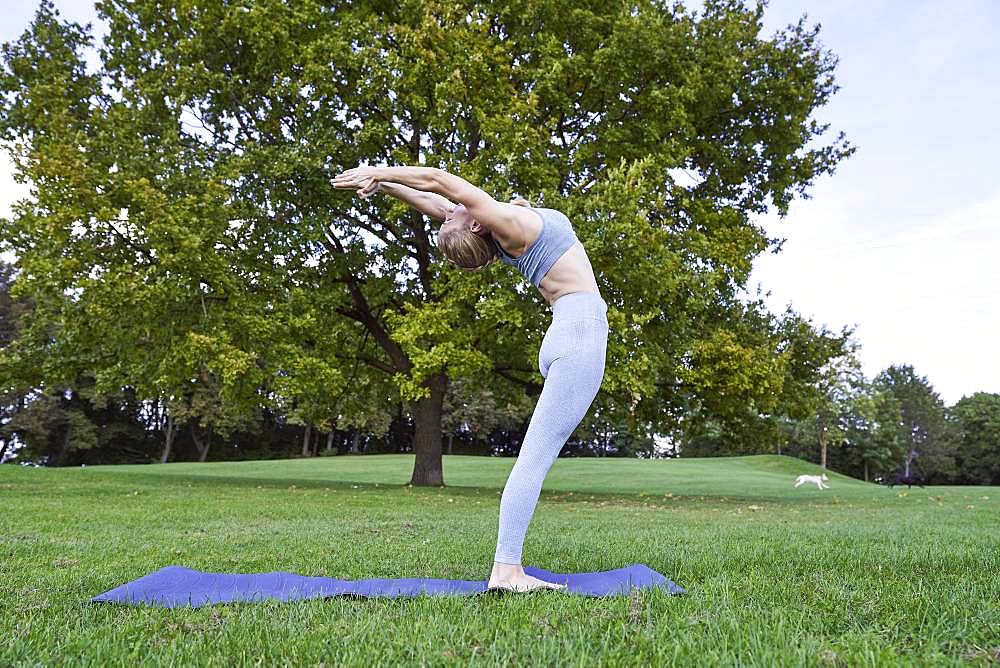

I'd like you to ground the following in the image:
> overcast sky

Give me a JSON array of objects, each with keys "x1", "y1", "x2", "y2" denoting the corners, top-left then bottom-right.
[
  {"x1": 2, "y1": 0, "x2": 997, "y2": 405},
  {"x1": 750, "y1": 0, "x2": 1000, "y2": 405}
]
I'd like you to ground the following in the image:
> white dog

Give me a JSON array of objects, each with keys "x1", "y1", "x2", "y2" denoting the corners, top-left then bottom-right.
[{"x1": 794, "y1": 473, "x2": 830, "y2": 489}]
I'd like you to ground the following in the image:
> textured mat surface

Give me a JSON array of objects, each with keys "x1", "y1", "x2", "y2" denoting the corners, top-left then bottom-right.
[{"x1": 90, "y1": 564, "x2": 685, "y2": 607}]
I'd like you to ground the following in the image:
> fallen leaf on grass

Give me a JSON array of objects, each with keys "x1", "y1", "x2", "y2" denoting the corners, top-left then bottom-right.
[
  {"x1": 628, "y1": 590, "x2": 644, "y2": 625},
  {"x1": 537, "y1": 616, "x2": 558, "y2": 631},
  {"x1": 818, "y1": 649, "x2": 843, "y2": 666},
  {"x1": 962, "y1": 646, "x2": 1000, "y2": 663}
]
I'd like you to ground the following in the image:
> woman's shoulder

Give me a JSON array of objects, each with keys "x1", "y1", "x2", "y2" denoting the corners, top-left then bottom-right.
[
  {"x1": 530, "y1": 206, "x2": 575, "y2": 234},
  {"x1": 530, "y1": 205, "x2": 570, "y2": 220},
  {"x1": 494, "y1": 205, "x2": 545, "y2": 259}
]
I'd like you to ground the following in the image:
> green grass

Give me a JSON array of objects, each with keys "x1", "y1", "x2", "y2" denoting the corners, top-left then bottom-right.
[{"x1": 2, "y1": 454, "x2": 998, "y2": 666}]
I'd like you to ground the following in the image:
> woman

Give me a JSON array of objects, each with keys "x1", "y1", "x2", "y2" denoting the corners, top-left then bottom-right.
[{"x1": 332, "y1": 165, "x2": 608, "y2": 593}]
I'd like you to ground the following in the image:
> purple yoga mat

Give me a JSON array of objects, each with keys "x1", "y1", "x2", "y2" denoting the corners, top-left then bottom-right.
[{"x1": 90, "y1": 563, "x2": 685, "y2": 608}]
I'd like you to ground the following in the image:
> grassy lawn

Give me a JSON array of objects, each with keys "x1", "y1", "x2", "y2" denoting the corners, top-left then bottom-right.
[{"x1": 2, "y1": 454, "x2": 998, "y2": 666}]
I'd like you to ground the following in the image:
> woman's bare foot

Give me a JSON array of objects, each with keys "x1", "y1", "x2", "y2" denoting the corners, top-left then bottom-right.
[{"x1": 488, "y1": 561, "x2": 567, "y2": 593}]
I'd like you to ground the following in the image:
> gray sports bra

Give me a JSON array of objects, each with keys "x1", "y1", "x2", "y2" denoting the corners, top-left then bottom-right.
[{"x1": 493, "y1": 207, "x2": 579, "y2": 287}]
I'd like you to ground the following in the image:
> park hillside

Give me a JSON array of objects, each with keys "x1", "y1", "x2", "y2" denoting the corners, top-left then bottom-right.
[
  {"x1": 0, "y1": 0, "x2": 998, "y2": 488},
  {"x1": 2, "y1": 454, "x2": 998, "y2": 664}
]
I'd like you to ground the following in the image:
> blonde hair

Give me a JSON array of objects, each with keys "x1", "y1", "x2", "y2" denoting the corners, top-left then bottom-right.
[
  {"x1": 437, "y1": 197, "x2": 533, "y2": 270},
  {"x1": 439, "y1": 226, "x2": 497, "y2": 270}
]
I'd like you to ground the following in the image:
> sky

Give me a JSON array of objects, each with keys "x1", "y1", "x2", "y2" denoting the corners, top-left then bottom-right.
[{"x1": 1, "y1": 0, "x2": 998, "y2": 405}]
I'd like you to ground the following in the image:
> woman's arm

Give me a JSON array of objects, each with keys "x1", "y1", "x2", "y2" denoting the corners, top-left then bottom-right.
[
  {"x1": 378, "y1": 181, "x2": 455, "y2": 222},
  {"x1": 332, "y1": 165, "x2": 516, "y2": 234},
  {"x1": 331, "y1": 165, "x2": 438, "y2": 197}
]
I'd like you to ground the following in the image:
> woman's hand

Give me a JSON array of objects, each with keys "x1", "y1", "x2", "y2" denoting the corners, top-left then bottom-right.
[{"x1": 331, "y1": 165, "x2": 381, "y2": 198}]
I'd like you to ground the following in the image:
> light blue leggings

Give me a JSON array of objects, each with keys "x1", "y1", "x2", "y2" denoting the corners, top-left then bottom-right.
[{"x1": 494, "y1": 291, "x2": 609, "y2": 565}]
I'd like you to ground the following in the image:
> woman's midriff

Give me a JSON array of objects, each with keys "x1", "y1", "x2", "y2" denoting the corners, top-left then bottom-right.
[{"x1": 538, "y1": 241, "x2": 602, "y2": 305}]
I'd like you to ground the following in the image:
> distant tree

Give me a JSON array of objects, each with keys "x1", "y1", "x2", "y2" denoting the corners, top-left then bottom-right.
[
  {"x1": 849, "y1": 385, "x2": 904, "y2": 482},
  {"x1": 2, "y1": 371, "x2": 163, "y2": 465},
  {"x1": 3, "y1": 259, "x2": 152, "y2": 465},
  {"x1": 572, "y1": 412, "x2": 657, "y2": 458},
  {"x1": 2, "y1": 383, "x2": 96, "y2": 465},
  {"x1": 677, "y1": 305, "x2": 853, "y2": 456},
  {"x1": 948, "y1": 393, "x2": 1000, "y2": 485},
  {"x1": 167, "y1": 367, "x2": 257, "y2": 462},
  {"x1": 812, "y1": 377, "x2": 905, "y2": 482},
  {"x1": 812, "y1": 349, "x2": 868, "y2": 471},
  {"x1": 441, "y1": 374, "x2": 531, "y2": 455},
  {"x1": 678, "y1": 416, "x2": 726, "y2": 457},
  {"x1": 874, "y1": 365, "x2": 954, "y2": 483},
  {"x1": 0, "y1": 260, "x2": 28, "y2": 462}
]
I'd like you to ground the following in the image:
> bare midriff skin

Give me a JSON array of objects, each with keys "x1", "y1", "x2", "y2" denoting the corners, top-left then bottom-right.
[{"x1": 331, "y1": 166, "x2": 599, "y2": 592}]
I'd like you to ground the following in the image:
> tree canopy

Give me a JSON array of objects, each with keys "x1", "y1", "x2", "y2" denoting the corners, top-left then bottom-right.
[{"x1": 1, "y1": 0, "x2": 855, "y2": 481}]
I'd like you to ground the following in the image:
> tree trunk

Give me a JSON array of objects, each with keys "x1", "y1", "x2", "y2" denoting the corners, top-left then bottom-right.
[
  {"x1": 819, "y1": 426, "x2": 828, "y2": 471},
  {"x1": 864, "y1": 460, "x2": 870, "y2": 483},
  {"x1": 2, "y1": 395, "x2": 22, "y2": 461},
  {"x1": 326, "y1": 430, "x2": 334, "y2": 452},
  {"x1": 191, "y1": 423, "x2": 211, "y2": 462},
  {"x1": 409, "y1": 373, "x2": 447, "y2": 486},
  {"x1": 447, "y1": 432, "x2": 453, "y2": 456},
  {"x1": 301, "y1": 423, "x2": 312, "y2": 457},
  {"x1": 47, "y1": 419, "x2": 72, "y2": 467},
  {"x1": 350, "y1": 430, "x2": 360, "y2": 454},
  {"x1": 159, "y1": 412, "x2": 177, "y2": 464}
]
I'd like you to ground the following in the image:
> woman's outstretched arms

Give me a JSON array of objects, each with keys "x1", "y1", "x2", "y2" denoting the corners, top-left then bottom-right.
[
  {"x1": 378, "y1": 182, "x2": 455, "y2": 222},
  {"x1": 332, "y1": 165, "x2": 516, "y2": 234}
]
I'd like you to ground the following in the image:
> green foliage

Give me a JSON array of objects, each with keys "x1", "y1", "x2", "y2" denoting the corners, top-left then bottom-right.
[
  {"x1": 0, "y1": 377, "x2": 147, "y2": 465},
  {"x1": 841, "y1": 385, "x2": 905, "y2": 479},
  {"x1": 948, "y1": 392, "x2": 1000, "y2": 485},
  {"x1": 874, "y1": 364, "x2": 954, "y2": 482},
  {"x1": 676, "y1": 302, "x2": 854, "y2": 456},
  {"x1": 441, "y1": 374, "x2": 532, "y2": 437},
  {"x1": 682, "y1": 328, "x2": 787, "y2": 416},
  {"x1": 1, "y1": 0, "x2": 854, "y2": 470}
]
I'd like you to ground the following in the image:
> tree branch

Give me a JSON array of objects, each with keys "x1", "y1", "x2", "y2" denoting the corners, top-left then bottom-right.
[
  {"x1": 322, "y1": 231, "x2": 412, "y2": 373},
  {"x1": 494, "y1": 367, "x2": 542, "y2": 396},
  {"x1": 334, "y1": 207, "x2": 416, "y2": 259},
  {"x1": 359, "y1": 353, "x2": 395, "y2": 374}
]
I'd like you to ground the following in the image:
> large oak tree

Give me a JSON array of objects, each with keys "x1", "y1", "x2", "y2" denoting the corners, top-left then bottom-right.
[{"x1": 1, "y1": 0, "x2": 852, "y2": 482}]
